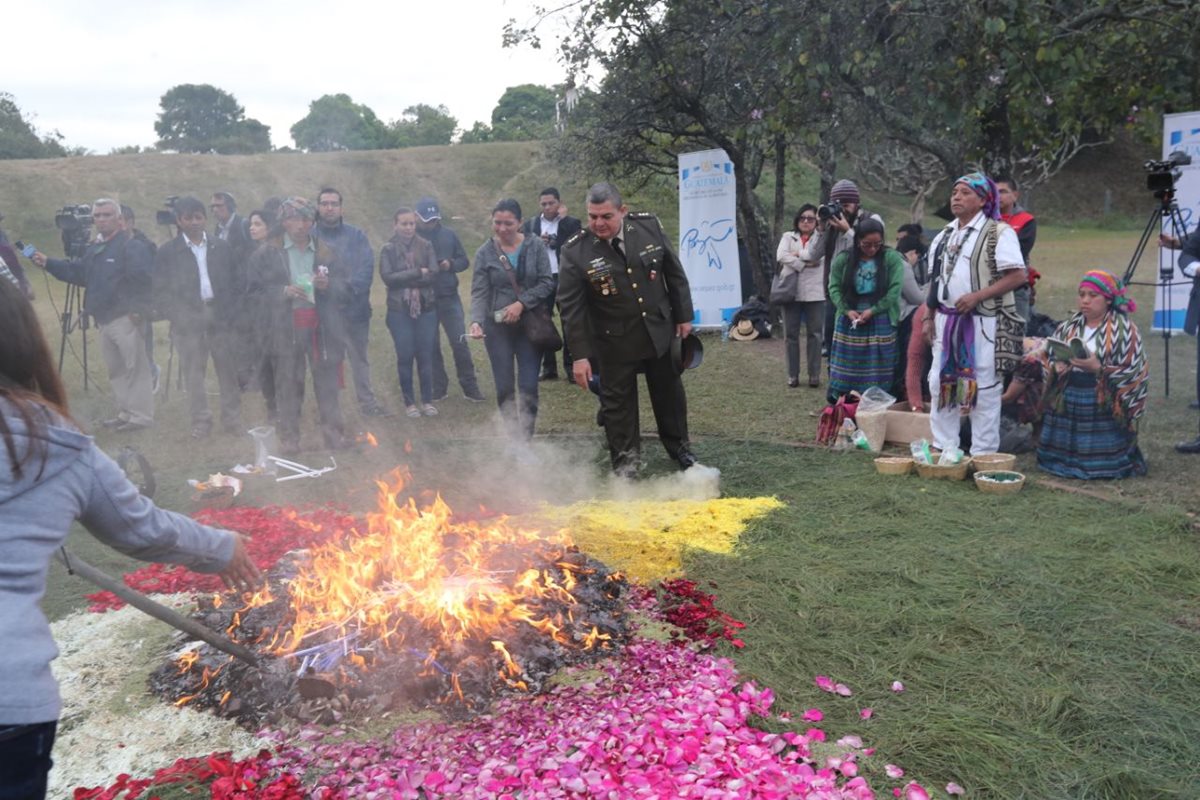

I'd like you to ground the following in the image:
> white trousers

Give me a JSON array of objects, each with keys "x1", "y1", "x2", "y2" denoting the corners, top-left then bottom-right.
[{"x1": 928, "y1": 311, "x2": 1001, "y2": 455}]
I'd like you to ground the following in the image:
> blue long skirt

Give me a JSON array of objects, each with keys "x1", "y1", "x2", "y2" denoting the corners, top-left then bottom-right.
[
  {"x1": 827, "y1": 306, "x2": 897, "y2": 402},
  {"x1": 1037, "y1": 372, "x2": 1146, "y2": 479}
]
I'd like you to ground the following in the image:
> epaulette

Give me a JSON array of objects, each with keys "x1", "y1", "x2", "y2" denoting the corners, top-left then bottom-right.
[
  {"x1": 627, "y1": 211, "x2": 657, "y2": 221},
  {"x1": 562, "y1": 229, "x2": 586, "y2": 248}
]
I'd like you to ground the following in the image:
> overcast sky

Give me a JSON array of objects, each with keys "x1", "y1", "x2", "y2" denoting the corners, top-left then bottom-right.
[{"x1": 7, "y1": 0, "x2": 571, "y2": 153}]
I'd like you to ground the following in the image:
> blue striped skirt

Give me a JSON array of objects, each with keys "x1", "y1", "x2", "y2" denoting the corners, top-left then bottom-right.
[
  {"x1": 1037, "y1": 372, "x2": 1146, "y2": 479},
  {"x1": 827, "y1": 307, "x2": 897, "y2": 402}
]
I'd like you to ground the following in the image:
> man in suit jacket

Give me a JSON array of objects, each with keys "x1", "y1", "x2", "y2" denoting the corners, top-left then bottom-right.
[
  {"x1": 558, "y1": 182, "x2": 697, "y2": 477},
  {"x1": 210, "y1": 191, "x2": 251, "y2": 262},
  {"x1": 523, "y1": 187, "x2": 583, "y2": 380},
  {"x1": 154, "y1": 196, "x2": 243, "y2": 438}
]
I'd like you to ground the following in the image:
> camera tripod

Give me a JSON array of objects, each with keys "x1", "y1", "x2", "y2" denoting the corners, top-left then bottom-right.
[
  {"x1": 57, "y1": 281, "x2": 91, "y2": 393},
  {"x1": 1121, "y1": 188, "x2": 1190, "y2": 397}
]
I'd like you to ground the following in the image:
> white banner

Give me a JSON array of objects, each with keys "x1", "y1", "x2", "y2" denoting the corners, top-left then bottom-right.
[
  {"x1": 678, "y1": 149, "x2": 741, "y2": 328},
  {"x1": 1153, "y1": 111, "x2": 1200, "y2": 331}
]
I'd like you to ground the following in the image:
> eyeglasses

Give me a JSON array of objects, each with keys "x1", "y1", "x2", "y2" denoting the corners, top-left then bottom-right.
[
  {"x1": 859, "y1": 240, "x2": 883, "y2": 251},
  {"x1": 798, "y1": 216, "x2": 817, "y2": 222}
]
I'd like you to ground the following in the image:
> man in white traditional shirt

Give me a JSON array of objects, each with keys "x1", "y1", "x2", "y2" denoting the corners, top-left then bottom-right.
[{"x1": 921, "y1": 172, "x2": 1026, "y2": 455}]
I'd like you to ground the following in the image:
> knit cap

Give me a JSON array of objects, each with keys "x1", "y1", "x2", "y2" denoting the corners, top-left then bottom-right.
[{"x1": 829, "y1": 180, "x2": 860, "y2": 204}]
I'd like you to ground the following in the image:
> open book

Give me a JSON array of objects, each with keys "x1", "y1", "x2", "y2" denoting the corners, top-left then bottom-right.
[{"x1": 1046, "y1": 336, "x2": 1088, "y2": 361}]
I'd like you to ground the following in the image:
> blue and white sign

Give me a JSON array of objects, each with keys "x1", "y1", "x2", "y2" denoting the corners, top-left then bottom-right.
[
  {"x1": 1154, "y1": 111, "x2": 1200, "y2": 331},
  {"x1": 678, "y1": 149, "x2": 741, "y2": 328}
]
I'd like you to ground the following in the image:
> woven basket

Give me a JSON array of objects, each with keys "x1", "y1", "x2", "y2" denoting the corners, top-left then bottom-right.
[
  {"x1": 974, "y1": 470, "x2": 1026, "y2": 494},
  {"x1": 914, "y1": 458, "x2": 972, "y2": 481},
  {"x1": 874, "y1": 456, "x2": 914, "y2": 475},
  {"x1": 971, "y1": 453, "x2": 1017, "y2": 472}
]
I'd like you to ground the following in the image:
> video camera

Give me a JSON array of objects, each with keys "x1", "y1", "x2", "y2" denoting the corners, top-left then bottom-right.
[
  {"x1": 155, "y1": 196, "x2": 181, "y2": 227},
  {"x1": 54, "y1": 204, "x2": 94, "y2": 259},
  {"x1": 1145, "y1": 150, "x2": 1192, "y2": 194},
  {"x1": 817, "y1": 200, "x2": 844, "y2": 222}
]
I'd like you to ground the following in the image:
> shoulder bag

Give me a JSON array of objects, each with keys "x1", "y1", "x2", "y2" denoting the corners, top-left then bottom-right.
[
  {"x1": 769, "y1": 269, "x2": 799, "y2": 305},
  {"x1": 497, "y1": 240, "x2": 563, "y2": 352}
]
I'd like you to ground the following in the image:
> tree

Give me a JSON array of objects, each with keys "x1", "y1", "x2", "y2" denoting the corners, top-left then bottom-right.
[
  {"x1": 490, "y1": 84, "x2": 557, "y2": 141},
  {"x1": 291, "y1": 94, "x2": 389, "y2": 152},
  {"x1": 460, "y1": 121, "x2": 494, "y2": 144},
  {"x1": 154, "y1": 84, "x2": 271, "y2": 154},
  {"x1": 0, "y1": 93, "x2": 67, "y2": 159},
  {"x1": 388, "y1": 104, "x2": 458, "y2": 148}
]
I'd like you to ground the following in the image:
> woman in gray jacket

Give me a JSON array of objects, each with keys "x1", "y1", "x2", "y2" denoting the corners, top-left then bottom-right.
[
  {"x1": 467, "y1": 198, "x2": 555, "y2": 441},
  {"x1": 0, "y1": 280, "x2": 259, "y2": 800},
  {"x1": 775, "y1": 204, "x2": 826, "y2": 388}
]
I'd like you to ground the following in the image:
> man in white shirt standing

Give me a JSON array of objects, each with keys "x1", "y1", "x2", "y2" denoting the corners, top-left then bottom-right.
[
  {"x1": 523, "y1": 187, "x2": 582, "y2": 380},
  {"x1": 922, "y1": 173, "x2": 1026, "y2": 455},
  {"x1": 153, "y1": 196, "x2": 243, "y2": 438}
]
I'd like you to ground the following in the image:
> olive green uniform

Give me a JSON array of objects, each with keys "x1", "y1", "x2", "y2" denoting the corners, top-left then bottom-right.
[{"x1": 558, "y1": 212, "x2": 695, "y2": 471}]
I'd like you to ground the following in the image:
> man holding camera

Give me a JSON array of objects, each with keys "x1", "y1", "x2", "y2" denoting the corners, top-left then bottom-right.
[
  {"x1": 523, "y1": 187, "x2": 582, "y2": 381},
  {"x1": 821, "y1": 180, "x2": 883, "y2": 349},
  {"x1": 32, "y1": 199, "x2": 155, "y2": 430},
  {"x1": 153, "y1": 197, "x2": 243, "y2": 439}
]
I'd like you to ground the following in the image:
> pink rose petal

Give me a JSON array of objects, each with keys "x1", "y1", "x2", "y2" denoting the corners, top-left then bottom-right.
[
  {"x1": 886, "y1": 764, "x2": 905, "y2": 779},
  {"x1": 815, "y1": 675, "x2": 836, "y2": 692},
  {"x1": 802, "y1": 708, "x2": 824, "y2": 722},
  {"x1": 946, "y1": 782, "x2": 965, "y2": 795},
  {"x1": 835, "y1": 682, "x2": 853, "y2": 696},
  {"x1": 859, "y1": 707, "x2": 874, "y2": 720},
  {"x1": 891, "y1": 680, "x2": 905, "y2": 692},
  {"x1": 904, "y1": 782, "x2": 932, "y2": 800}
]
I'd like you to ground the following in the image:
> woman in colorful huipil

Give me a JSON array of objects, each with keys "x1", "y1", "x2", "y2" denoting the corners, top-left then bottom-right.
[
  {"x1": 1037, "y1": 270, "x2": 1148, "y2": 479},
  {"x1": 826, "y1": 218, "x2": 905, "y2": 402}
]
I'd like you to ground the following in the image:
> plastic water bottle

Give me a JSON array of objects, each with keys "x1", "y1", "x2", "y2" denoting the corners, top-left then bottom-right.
[{"x1": 721, "y1": 320, "x2": 730, "y2": 341}]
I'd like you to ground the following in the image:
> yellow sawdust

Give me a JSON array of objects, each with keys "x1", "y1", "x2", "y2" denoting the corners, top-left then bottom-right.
[{"x1": 531, "y1": 497, "x2": 783, "y2": 582}]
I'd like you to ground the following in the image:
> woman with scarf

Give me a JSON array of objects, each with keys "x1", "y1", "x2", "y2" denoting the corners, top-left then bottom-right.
[
  {"x1": 468, "y1": 199, "x2": 554, "y2": 441},
  {"x1": 379, "y1": 207, "x2": 440, "y2": 418},
  {"x1": 826, "y1": 218, "x2": 905, "y2": 402},
  {"x1": 1037, "y1": 270, "x2": 1148, "y2": 479}
]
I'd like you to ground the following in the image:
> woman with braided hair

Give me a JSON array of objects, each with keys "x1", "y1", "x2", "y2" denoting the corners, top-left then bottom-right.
[{"x1": 1037, "y1": 270, "x2": 1148, "y2": 479}]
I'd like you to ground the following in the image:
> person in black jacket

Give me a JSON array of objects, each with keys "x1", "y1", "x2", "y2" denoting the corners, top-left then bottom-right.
[
  {"x1": 416, "y1": 196, "x2": 485, "y2": 403},
  {"x1": 31, "y1": 198, "x2": 155, "y2": 430},
  {"x1": 522, "y1": 187, "x2": 583, "y2": 381},
  {"x1": 210, "y1": 192, "x2": 252, "y2": 263},
  {"x1": 153, "y1": 197, "x2": 243, "y2": 438}
]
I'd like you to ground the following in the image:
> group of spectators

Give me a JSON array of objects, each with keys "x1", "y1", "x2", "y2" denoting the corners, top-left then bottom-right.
[
  {"x1": 10, "y1": 188, "x2": 592, "y2": 456},
  {"x1": 775, "y1": 174, "x2": 1152, "y2": 481}
]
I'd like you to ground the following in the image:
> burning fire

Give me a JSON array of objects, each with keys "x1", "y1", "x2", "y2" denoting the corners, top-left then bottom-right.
[{"x1": 161, "y1": 467, "x2": 628, "y2": 720}]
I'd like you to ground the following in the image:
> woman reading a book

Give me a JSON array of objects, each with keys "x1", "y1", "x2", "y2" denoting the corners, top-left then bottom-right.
[{"x1": 1037, "y1": 270, "x2": 1148, "y2": 479}]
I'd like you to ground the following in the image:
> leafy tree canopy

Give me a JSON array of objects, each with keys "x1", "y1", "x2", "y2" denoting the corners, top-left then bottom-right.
[
  {"x1": 155, "y1": 84, "x2": 271, "y2": 154},
  {"x1": 389, "y1": 104, "x2": 458, "y2": 148},
  {"x1": 491, "y1": 84, "x2": 557, "y2": 141},
  {"x1": 291, "y1": 93, "x2": 389, "y2": 152},
  {"x1": 0, "y1": 93, "x2": 67, "y2": 159}
]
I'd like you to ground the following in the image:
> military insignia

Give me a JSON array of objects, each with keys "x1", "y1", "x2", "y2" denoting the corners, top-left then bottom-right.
[{"x1": 649, "y1": 270, "x2": 658, "y2": 282}]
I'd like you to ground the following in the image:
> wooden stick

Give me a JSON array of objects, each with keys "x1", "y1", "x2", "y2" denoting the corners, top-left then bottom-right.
[{"x1": 56, "y1": 548, "x2": 259, "y2": 667}]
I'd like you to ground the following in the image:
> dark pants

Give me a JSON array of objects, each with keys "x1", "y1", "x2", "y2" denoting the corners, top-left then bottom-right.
[
  {"x1": 343, "y1": 314, "x2": 380, "y2": 411},
  {"x1": 782, "y1": 300, "x2": 824, "y2": 382},
  {"x1": 273, "y1": 331, "x2": 344, "y2": 447},
  {"x1": 540, "y1": 275, "x2": 572, "y2": 376},
  {"x1": 823, "y1": 298, "x2": 836, "y2": 354},
  {"x1": 483, "y1": 320, "x2": 541, "y2": 439},
  {"x1": 174, "y1": 309, "x2": 242, "y2": 432},
  {"x1": 430, "y1": 293, "x2": 481, "y2": 398},
  {"x1": 0, "y1": 721, "x2": 56, "y2": 800},
  {"x1": 386, "y1": 308, "x2": 438, "y2": 405},
  {"x1": 599, "y1": 346, "x2": 690, "y2": 471}
]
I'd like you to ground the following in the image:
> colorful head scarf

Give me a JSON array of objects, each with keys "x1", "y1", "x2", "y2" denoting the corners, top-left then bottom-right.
[
  {"x1": 278, "y1": 197, "x2": 316, "y2": 222},
  {"x1": 955, "y1": 172, "x2": 1000, "y2": 220},
  {"x1": 1079, "y1": 269, "x2": 1137, "y2": 313}
]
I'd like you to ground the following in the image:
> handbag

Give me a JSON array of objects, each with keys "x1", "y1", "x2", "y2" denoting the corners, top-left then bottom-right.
[
  {"x1": 497, "y1": 241, "x2": 563, "y2": 352},
  {"x1": 769, "y1": 269, "x2": 799, "y2": 305}
]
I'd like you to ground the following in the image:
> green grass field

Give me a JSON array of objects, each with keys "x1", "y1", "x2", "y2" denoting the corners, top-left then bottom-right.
[{"x1": 6, "y1": 147, "x2": 1199, "y2": 798}]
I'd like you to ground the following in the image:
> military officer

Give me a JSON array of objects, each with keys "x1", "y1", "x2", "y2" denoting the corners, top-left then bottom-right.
[{"x1": 558, "y1": 182, "x2": 697, "y2": 476}]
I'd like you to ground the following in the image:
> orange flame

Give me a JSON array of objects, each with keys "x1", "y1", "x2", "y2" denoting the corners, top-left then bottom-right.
[
  {"x1": 364, "y1": 432, "x2": 379, "y2": 448},
  {"x1": 258, "y1": 467, "x2": 583, "y2": 688}
]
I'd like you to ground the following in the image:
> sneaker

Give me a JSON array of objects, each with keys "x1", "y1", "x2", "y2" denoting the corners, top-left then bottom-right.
[
  {"x1": 464, "y1": 390, "x2": 486, "y2": 403},
  {"x1": 406, "y1": 405, "x2": 422, "y2": 418},
  {"x1": 808, "y1": 378, "x2": 821, "y2": 388},
  {"x1": 1175, "y1": 436, "x2": 1200, "y2": 454},
  {"x1": 431, "y1": 392, "x2": 449, "y2": 402},
  {"x1": 151, "y1": 363, "x2": 161, "y2": 395},
  {"x1": 361, "y1": 405, "x2": 392, "y2": 418},
  {"x1": 422, "y1": 404, "x2": 439, "y2": 417},
  {"x1": 787, "y1": 377, "x2": 800, "y2": 388}
]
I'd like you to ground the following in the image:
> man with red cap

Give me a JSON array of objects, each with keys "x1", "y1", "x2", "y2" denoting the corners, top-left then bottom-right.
[{"x1": 922, "y1": 172, "x2": 1026, "y2": 455}]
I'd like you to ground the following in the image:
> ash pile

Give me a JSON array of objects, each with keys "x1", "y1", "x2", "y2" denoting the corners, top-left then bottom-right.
[{"x1": 150, "y1": 542, "x2": 630, "y2": 727}]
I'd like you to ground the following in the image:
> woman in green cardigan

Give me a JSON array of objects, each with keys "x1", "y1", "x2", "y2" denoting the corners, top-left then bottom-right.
[{"x1": 826, "y1": 218, "x2": 905, "y2": 402}]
